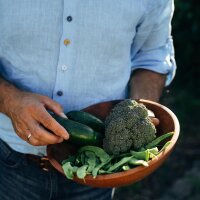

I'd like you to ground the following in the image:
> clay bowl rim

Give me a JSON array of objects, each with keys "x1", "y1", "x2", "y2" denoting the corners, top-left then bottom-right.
[{"x1": 47, "y1": 99, "x2": 180, "y2": 181}]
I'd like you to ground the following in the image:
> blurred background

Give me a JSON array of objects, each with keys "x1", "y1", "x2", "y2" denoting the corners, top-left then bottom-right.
[{"x1": 115, "y1": 0, "x2": 200, "y2": 199}]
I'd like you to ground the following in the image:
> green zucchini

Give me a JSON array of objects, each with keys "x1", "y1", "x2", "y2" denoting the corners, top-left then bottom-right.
[
  {"x1": 66, "y1": 110, "x2": 104, "y2": 132},
  {"x1": 51, "y1": 113, "x2": 103, "y2": 146}
]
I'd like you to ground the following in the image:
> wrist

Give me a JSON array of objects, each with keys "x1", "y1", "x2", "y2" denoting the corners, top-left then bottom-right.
[{"x1": 0, "y1": 78, "x2": 23, "y2": 116}]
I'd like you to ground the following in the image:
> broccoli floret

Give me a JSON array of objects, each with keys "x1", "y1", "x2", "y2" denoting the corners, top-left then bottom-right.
[{"x1": 103, "y1": 99, "x2": 156, "y2": 155}]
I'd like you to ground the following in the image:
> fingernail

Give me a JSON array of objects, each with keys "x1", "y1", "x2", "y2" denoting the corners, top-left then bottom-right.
[
  {"x1": 63, "y1": 132, "x2": 69, "y2": 140},
  {"x1": 60, "y1": 112, "x2": 68, "y2": 119}
]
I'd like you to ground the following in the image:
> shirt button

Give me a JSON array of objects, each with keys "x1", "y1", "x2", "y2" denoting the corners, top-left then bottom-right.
[
  {"x1": 64, "y1": 39, "x2": 70, "y2": 46},
  {"x1": 57, "y1": 91, "x2": 63, "y2": 96},
  {"x1": 66, "y1": 16, "x2": 72, "y2": 22},
  {"x1": 61, "y1": 65, "x2": 67, "y2": 71}
]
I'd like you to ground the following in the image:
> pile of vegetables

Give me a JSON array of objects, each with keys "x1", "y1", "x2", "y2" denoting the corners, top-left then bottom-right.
[
  {"x1": 62, "y1": 132, "x2": 173, "y2": 180},
  {"x1": 51, "y1": 99, "x2": 174, "y2": 180}
]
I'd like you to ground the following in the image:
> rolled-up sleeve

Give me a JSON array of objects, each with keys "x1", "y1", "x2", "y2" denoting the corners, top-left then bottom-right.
[{"x1": 131, "y1": 0, "x2": 176, "y2": 86}]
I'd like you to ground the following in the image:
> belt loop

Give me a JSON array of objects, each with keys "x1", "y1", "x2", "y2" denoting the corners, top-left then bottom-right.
[{"x1": 40, "y1": 156, "x2": 50, "y2": 171}]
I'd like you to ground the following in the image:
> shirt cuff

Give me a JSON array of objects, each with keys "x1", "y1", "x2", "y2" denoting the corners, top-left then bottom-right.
[{"x1": 131, "y1": 37, "x2": 176, "y2": 86}]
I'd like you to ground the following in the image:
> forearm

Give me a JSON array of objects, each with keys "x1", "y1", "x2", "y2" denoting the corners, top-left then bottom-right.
[
  {"x1": 129, "y1": 69, "x2": 166, "y2": 102},
  {"x1": 0, "y1": 77, "x2": 21, "y2": 115}
]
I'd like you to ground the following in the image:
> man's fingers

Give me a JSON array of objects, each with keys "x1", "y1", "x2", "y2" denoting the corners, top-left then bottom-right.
[
  {"x1": 27, "y1": 135, "x2": 48, "y2": 146},
  {"x1": 42, "y1": 96, "x2": 68, "y2": 118},
  {"x1": 34, "y1": 107, "x2": 69, "y2": 140},
  {"x1": 28, "y1": 122, "x2": 64, "y2": 145},
  {"x1": 41, "y1": 96, "x2": 67, "y2": 118},
  {"x1": 8, "y1": 92, "x2": 70, "y2": 145},
  {"x1": 21, "y1": 127, "x2": 38, "y2": 145}
]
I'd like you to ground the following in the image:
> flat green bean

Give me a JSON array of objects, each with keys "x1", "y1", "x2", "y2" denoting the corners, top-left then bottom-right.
[
  {"x1": 108, "y1": 156, "x2": 133, "y2": 172},
  {"x1": 122, "y1": 165, "x2": 130, "y2": 171},
  {"x1": 85, "y1": 152, "x2": 97, "y2": 173},
  {"x1": 78, "y1": 146, "x2": 110, "y2": 162},
  {"x1": 159, "y1": 141, "x2": 172, "y2": 153},
  {"x1": 130, "y1": 150, "x2": 149, "y2": 161},
  {"x1": 129, "y1": 158, "x2": 149, "y2": 167},
  {"x1": 92, "y1": 157, "x2": 113, "y2": 178},
  {"x1": 145, "y1": 132, "x2": 174, "y2": 149}
]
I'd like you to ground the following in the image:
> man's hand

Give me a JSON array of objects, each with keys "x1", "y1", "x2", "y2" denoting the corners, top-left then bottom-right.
[
  {"x1": 129, "y1": 69, "x2": 166, "y2": 102},
  {"x1": 0, "y1": 78, "x2": 69, "y2": 146}
]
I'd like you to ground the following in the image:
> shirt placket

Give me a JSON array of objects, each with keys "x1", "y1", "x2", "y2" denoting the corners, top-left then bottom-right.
[{"x1": 53, "y1": 1, "x2": 75, "y2": 105}]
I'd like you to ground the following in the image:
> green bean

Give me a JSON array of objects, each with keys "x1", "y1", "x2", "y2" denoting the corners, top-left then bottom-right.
[
  {"x1": 122, "y1": 165, "x2": 130, "y2": 171},
  {"x1": 80, "y1": 152, "x2": 85, "y2": 164},
  {"x1": 148, "y1": 147, "x2": 159, "y2": 155},
  {"x1": 148, "y1": 147, "x2": 159, "y2": 159},
  {"x1": 129, "y1": 158, "x2": 149, "y2": 167},
  {"x1": 138, "y1": 147, "x2": 146, "y2": 151},
  {"x1": 130, "y1": 150, "x2": 149, "y2": 161},
  {"x1": 149, "y1": 152, "x2": 158, "y2": 160},
  {"x1": 92, "y1": 156, "x2": 113, "y2": 178},
  {"x1": 98, "y1": 169, "x2": 113, "y2": 174},
  {"x1": 103, "y1": 162, "x2": 112, "y2": 171},
  {"x1": 114, "y1": 152, "x2": 131, "y2": 159},
  {"x1": 85, "y1": 151, "x2": 97, "y2": 173},
  {"x1": 159, "y1": 141, "x2": 172, "y2": 153},
  {"x1": 78, "y1": 146, "x2": 110, "y2": 162},
  {"x1": 108, "y1": 156, "x2": 133, "y2": 172},
  {"x1": 85, "y1": 151, "x2": 95, "y2": 158},
  {"x1": 145, "y1": 132, "x2": 174, "y2": 149}
]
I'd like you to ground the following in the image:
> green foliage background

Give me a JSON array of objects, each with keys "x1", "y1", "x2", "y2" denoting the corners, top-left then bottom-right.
[
  {"x1": 172, "y1": 0, "x2": 200, "y2": 92},
  {"x1": 167, "y1": 0, "x2": 200, "y2": 135}
]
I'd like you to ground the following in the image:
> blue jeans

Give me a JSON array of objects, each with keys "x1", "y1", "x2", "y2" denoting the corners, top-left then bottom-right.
[{"x1": 0, "y1": 139, "x2": 113, "y2": 200}]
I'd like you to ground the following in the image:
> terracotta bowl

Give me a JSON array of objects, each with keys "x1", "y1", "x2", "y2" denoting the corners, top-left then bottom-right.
[{"x1": 47, "y1": 99, "x2": 180, "y2": 188}]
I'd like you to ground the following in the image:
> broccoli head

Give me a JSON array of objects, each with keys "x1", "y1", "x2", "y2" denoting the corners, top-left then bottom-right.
[{"x1": 103, "y1": 99, "x2": 156, "y2": 155}]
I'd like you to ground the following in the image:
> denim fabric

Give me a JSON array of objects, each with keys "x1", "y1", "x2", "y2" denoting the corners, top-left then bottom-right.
[{"x1": 0, "y1": 139, "x2": 113, "y2": 200}]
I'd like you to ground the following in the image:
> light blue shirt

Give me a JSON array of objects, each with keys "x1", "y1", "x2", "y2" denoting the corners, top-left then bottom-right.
[{"x1": 0, "y1": 0, "x2": 176, "y2": 155}]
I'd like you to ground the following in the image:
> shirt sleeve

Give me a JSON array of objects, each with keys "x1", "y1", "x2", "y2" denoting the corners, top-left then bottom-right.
[{"x1": 131, "y1": 0, "x2": 176, "y2": 86}]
